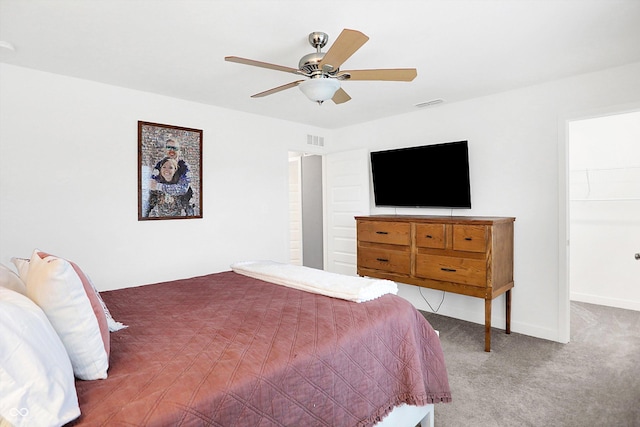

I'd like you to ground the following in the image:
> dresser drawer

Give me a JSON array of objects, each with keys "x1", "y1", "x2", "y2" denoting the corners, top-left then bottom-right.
[
  {"x1": 415, "y1": 224, "x2": 446, "y2": 249},
  {"x1": 415, "y1": 254, "x2": 486, "y2": 287},
  {"x1": 452, "y1": 225, "x2": 487, "y2": 253},
  {"x1": 358, "y1": 247, "x2": 410, "y2": 275},
  {"x1": 357, "y1": 221, "x2": 411, "y2": 245}
]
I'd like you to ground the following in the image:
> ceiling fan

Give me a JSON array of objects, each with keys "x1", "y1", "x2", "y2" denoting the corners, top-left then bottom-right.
[{"x1": 225, "y1": 29, "x2": 417, "y2": 105}]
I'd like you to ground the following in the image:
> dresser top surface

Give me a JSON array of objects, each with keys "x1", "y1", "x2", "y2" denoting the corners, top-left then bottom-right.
[{"x1": 355, "y1": 215, "x2": 515, "y2": 225}]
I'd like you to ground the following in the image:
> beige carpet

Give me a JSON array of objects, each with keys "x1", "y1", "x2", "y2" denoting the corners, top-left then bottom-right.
[{"x1": 420, "y1": 301, "x2": 640, "y2": 427}]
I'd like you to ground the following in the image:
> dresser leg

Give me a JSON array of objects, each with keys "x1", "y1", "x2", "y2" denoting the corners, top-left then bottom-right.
[
  {"x1": 484, "y1": 298, "x2": 491, "y2": 352},
  {"x1": 506, "y1": 289, "x2": 512, "y2": 335}
]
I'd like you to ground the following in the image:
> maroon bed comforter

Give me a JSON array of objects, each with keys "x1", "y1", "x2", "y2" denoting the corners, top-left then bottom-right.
[{"x1": 71, "y1": 271, "x2": 451, "y2": 426}]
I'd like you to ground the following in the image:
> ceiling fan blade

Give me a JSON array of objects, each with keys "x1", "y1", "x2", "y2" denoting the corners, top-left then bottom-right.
[
  {"x1": 319, "y1": 29, "x2": 369, "y2": 72},
  {"x1": 332, "y1": 88, "x2": 351, "y2": 104},
  {"x1": 251, "y1": 80, "x2": 305, "y2": 98},
  {"x1": 340, "y1": 68, "x2": 418, "y2": 81},
  {"x1": 225, "y1": 56, "x2": 301, "y2": 75}
]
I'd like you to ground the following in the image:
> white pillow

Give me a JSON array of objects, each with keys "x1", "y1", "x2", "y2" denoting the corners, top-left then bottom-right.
[
  {"x1": 10, "y1": 257, "x2": 30, "y2": 283},
  {"x1": 0, "y1": 263, "x2": 26, "y2": 294},
  {"x1": 26, "y1": 250, "x2": 110, "y2": 380},
  {"x1": 0, "y1": 287, "x2": 81, "y2": 427},
  {"x1": 13, "y1": 256, "x2": 126, "y2": 332}
]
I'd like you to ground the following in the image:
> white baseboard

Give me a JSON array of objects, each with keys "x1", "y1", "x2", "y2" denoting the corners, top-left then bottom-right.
[
  {"x1": 398, "y1": 283, "x2": 563, "y2": 343},
  {"x1": 571, "y1": 292, "x2": 640, "y2": 312}
]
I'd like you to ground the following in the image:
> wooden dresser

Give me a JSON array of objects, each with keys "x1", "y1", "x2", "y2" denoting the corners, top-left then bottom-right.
[{"x1": 355, "y1": 215, "x2": 515, "y2": 352}]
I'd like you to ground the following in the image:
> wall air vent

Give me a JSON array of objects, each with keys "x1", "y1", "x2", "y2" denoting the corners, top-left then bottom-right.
[{"x1": 306, "y1": 134, "x2": 325, "y2": 147}]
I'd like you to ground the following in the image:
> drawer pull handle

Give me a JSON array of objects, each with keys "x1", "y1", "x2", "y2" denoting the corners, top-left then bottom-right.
[
  {"x1": 464, "y1": 237, "x2": 472, "y2": 241},
  {"x1": 441, "y1": 268, "x2": 457, "y2": 272},
  {"x1": 376, "y1": 258, "x2": 389, "y2": 262},
  {"x1": 425, "y1": 234, "x2": 433, "y2": 238},
  {"x1": 375, "y1": 231, "x2": 388, "y2": 235}
]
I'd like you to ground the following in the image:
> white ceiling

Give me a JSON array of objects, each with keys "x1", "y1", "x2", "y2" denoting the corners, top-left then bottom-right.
[{"x1": 1, "y1": 0, "x2": 640, "y2": 129}]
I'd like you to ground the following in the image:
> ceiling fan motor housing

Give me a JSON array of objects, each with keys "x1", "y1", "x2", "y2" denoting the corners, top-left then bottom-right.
[
  {"x1": 299, "y1": 32, "x2": 336, "y2": 78},
  {"x1": 299, "y1": 52, "x2": 329, "y2": 77}
]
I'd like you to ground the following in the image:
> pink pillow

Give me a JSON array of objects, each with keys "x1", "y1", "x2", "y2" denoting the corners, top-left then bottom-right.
[{"x1": 26, "y1": 250, "x2": 109, "y2": 380}]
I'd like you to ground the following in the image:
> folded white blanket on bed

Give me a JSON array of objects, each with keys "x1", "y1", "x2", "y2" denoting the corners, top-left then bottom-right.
[{"x1": 230, "y1": 261, "x2": 398, "y2": 303}]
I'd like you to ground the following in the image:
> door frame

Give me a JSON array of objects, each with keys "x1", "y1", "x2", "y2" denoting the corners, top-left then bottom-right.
[{"x1": 557, "y1": 101, "x2": 640, "y2": 343}]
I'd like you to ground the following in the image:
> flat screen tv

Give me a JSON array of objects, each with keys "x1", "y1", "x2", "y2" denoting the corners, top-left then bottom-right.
[{"x1": 370, "y1": 140, "x2": 471, "y2": 208}]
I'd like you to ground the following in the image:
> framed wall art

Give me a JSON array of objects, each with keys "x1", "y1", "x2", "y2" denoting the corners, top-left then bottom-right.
[{"x1": 138, "y1": 121, "x2": 203, "y2": 220}]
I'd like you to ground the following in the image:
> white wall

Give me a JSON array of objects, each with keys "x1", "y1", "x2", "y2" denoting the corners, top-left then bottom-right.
[
  {"x1": 331, "y1": 62, "x2": 640, "y2": 342},
  {"x1": 2, "y1": 61, "x2": 640, "y2": 344},
  {"x1": 569, "y1": 112, "x2": 640, "y2": 311},
  {"x1": 0, "y1": 64, "x2": 328, "y2": 290}
]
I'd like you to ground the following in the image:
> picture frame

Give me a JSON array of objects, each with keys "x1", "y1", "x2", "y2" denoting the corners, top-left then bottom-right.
[{"x1": 138, "y1": 121, "x2": 203, "y2": 220}]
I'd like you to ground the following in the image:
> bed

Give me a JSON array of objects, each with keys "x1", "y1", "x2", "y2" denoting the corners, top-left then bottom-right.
[{"x1": 1, "y1": 256, "x2": 451, "y2": 427}]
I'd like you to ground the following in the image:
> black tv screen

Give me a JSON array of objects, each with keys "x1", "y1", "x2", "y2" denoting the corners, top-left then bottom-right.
[{"x1": 370, "y1": 141, "x2": 471, "y2": 208}]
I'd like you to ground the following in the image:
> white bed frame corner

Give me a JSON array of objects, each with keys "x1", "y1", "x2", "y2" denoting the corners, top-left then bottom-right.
[{"x1": 374, "y1": 403, "x2": 434, "y2": 427}]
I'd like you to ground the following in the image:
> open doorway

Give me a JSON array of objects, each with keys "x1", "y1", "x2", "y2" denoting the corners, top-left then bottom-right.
[
  {"x1": 288, "y1": 152, "x2": 324, "y2": 269},
  {"x1": 568, "y1": 111, "x2": 640, "y2": 311}
]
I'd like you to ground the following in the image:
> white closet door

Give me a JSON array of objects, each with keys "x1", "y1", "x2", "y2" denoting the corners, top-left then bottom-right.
[{"x1": 324, "y1": 149, "x2": 370, "y2": 275}]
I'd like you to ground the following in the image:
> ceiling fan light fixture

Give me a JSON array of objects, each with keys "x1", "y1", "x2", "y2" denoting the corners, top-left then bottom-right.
[{"x1": 298, "y1": 78, "x2": 340, "y2": 104}]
